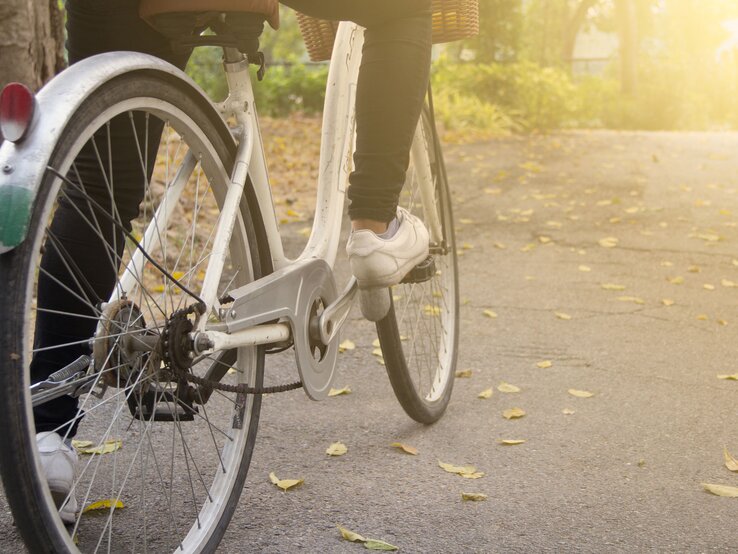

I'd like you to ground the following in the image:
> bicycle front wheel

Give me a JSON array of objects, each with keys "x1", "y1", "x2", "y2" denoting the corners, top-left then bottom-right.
[
  {"x1": 376, "y1": 101, "x2": 459, "y2": 424},
  {"x1": 0, "y1": 70, "x2": 266, "y2": 553}
]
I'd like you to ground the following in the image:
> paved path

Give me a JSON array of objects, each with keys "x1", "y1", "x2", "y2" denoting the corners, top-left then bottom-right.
[{"x1": 3, "y1": 131, "x2": 738, "y2": 552}]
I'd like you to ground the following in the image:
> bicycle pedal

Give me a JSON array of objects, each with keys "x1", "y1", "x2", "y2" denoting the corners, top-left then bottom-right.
[
  {"x1": 400, "y1": 256, "x2": 436, "y2": 284},
  {"x1": 359, "y1": 287, "x2": 391, "y2": 322}
]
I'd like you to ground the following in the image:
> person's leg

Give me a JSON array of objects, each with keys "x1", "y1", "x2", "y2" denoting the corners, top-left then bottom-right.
[
  {"x1": 32, "y1": 0, "x2": 190, "y2": 437},
  {"x1": 282, "y1": 1, "x2": 433, "y2": 229}
]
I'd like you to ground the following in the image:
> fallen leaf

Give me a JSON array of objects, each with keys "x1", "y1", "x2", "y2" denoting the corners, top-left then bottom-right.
[
  {"x1": 601, "y1": 283, "x2": 626, "y2": 291},
  {"x1": 702, "y1": 483, "x2": 738, "y2": 497},
  {"x1": 326, "y1": 442, "x2": 348, "y2": 456},
  {"x1": 718, "y1": 319, "x2": 728, "y2": 326},
  {"x1": 555, "y1": 312, "x2": 572, "y2": 320},
  {"x1": 390, "y1": 442, "x2": 418, "y2": 456},
  {"x1": 483, "y1": 309, "x2": 498, "y2": 319},
  {"x1": 338, "y1": 526, "x2": 366, "y2": 543},
  {"x1": 703, "y1": 284, "x2": 716, "y2": 291},
  {"x1": 598, "y1": 237, "x2": 619, "y2": 248},
  {"x1": 328, "y1": 386, "x2": 351, "y2": 397},
  {"x1": 562, "y1": 408, "x2": 576, "y2": 415},
  {"x1": 717, "y1": 373, "x2": 738, "y2": 380},
  {"x1": 82, "y1": 499, "x2": 124, "y2": 514},
  {"x1": 668, "y1": 276, "x2": 684, "y2": 285},
  {"x1": 502, "y1": 408, "x2": 526, "y2": 420},
  {"x1": 687, "y1": 265, "x2": 701, "y2": 273},
  {"x1": 338, "y1": 339, "x2": 356, "y2": 353},
  {"x1": 461, "y1": 492, "x2": 488, "y2": 501},
  {"x1": 74, "y1": 439, "x2": 122, "y2": 455},
  {"x1": 364, "y1": 539, "x2": 399, "y2": 551},
  {"x1": 617, "y1": 296, "x2": 645, "y2": 305},
  {"x1": 269, "y1": 472, "x2": 303, "y2": 491},
  {"x1": 721, "y1": 279, "x2": 736, "y2": 288},
  {"x1": 497, "y1": 382, "x2": 521, "y2": 393},
  {"x1": 438, "y1": 460, "x2": 484, "y2": 479},
  {"x1": 696, "y1": 314, "x2": 709, "y2": 321},
  {"x1": 372, "y1": 338, "x2": 381, "y2": 347},
  {"x1": 568, "y1": 389, "x2": 594, "y2": 398},
  {"x1": 578, "y1": 265, "x2": 592, "y2": 272},
  {"x1": 536, "y1": 360, "x2": 552, "y2": 369},
  {"x1": 455, "y1": 369, "x2": 473, "y2": 378},
  {"x1": 498, "y1": 439, "x2": 526, "y2": 446},
  {"x1": 724, "y1": 446, "x2": 738, "y2": 472},
  {"x1": 661, "y1": 299, "x2": 675, "y2": 306},
  {"x1": 478, "y1": 388, "x2": 493, "y2": 399}
]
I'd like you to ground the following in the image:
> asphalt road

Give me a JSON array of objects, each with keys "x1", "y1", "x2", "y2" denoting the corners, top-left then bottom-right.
[{"x1": 3, "y1": 131, "x2": 738, "y2": 552}]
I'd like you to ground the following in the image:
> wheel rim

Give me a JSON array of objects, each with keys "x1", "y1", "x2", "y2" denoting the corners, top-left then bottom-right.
[{"x1": 21, "y1": 97, "x2": 258, "y2": 552}]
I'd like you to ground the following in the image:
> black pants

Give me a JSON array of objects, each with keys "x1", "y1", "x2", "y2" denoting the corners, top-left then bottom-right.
[{"x1": 33, "y1": 0, "x2": 432, "y2": 435}]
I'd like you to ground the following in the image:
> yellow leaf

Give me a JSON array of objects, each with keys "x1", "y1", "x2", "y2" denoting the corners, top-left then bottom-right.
[
  {"x1": 555, "y1": 312, "x2": 572, "y2": 320},
  {"x1": 455, "y1": 369, "x2": 473, "y2": 378},
  {"x1": 477, "y1": 388, "x2": 493, "y2": 399},
  {"x1": 74, "y1": 439, "x2": 122, "y2": 455},
  {"x1": 390, "y1": 442, "x2": 418, "y2": 456},
  {"x1": 493, "y1": 242, "x2": 507, "y2": 249},
  {"x1": 364, "y1": 539, "x2": 399, "y2": 551},
  {"x1": 328, "y1": 386, "x2": 351, "y2": 397},
  {"x1": 703, "y1": 284, "x2": 715, "y2": 291},
  {"x1": 598, "y1": 237, "x2": 619, "y2": 248},
  {"x1": 82, "y1": 499, "x2": 124, "y2": 514},
  {"x1": 438, "y1": 460, "x2": 484, "y2": 479},
  {"x1": 568, "y1": 389, "x2": 594, "y2": 398},
  {"x1": 546, "y1": 220, "x2": 563, "y2": 229},
  {"x1": 423, "y1": 305, "x2": 441, "y2": 316},
  {"x1": 562, "y1": 408, "x2": 576, "y2": 415},
  {"x1": 696, "y1": 314, "x2": 709, "y2": 321},
  {"x1": 459, "y1": 218, "x2": 475, "y2": 225},
  {"x1": 668, "y1": 276, "x2": 684, "y2": 285},
  {"x1": 152, "y1": 284, "x2": 166, "y2": 293},
  {"x1": 461, "y1": 492, "x2": 488, "y2": 501},
  {"x1": 269, "y1": 472, "x2": 303, "y2": 491},
  {"x1": 326, "y1": 442, "x2": 348, "y2": 456},
  {"x1": 578, "y1": 265, "x2": 592, "y2": 272},
  {"x1": 717, "y1": 373, "x2": 738, "y2": 380},
  {"x1": 498, "y1": 439, "x2": 526, "y2": 445},
  {"x1": 502, "y1": 408, "x2": 526, "y2": 420},
  {"x1": 702, "y1": 483, "x2": 738, "y2": 497},
  {"x1": 538, "y1": 236, "x2": 552, "y2": 244},
  {"x1": 601, "y1": 283, "x2": 626, "y2": 291},
  {"x1": 617, "y1": 296, "x2": 645, "y2": 305},
  {"x1": 483, "y1": 309, "x2": 498, "y2": 319},
  {"x1": 661, "y1": 299, "x2": 675, "y2": 306},
  {"x1": 721, "y1": 279, "x2": 736, "y2": 288},
  {"x1": 171, "y1": 271, "x2": 186, "y2": 280},
  {"x1": 687, "y1": 265, "x2": 701, "y2": 273},
  {"x1": 372, "y1": 348, "x2": 383, "y2": 357},
  {"x1": 71, "y1": 440, "x2": 93, "y2": 450},
  {"x1": 337, "y1": 526, "x2": 366, "y2": 543},
  {"x1": 536, "y1": 360, "x2": 552, "y2": 369},
  {"x1": 718, "y1": 319, "x2": 728, "y2": 326},
  {"x1": 724, "y1": 446, "x2": 738, "y2": 472},
  {"x1": 338, "y1": 339, "x2": 355, "y2": 353},
  {"x1": 497, "y1": 383, "x2": 521, "y2": 393}
]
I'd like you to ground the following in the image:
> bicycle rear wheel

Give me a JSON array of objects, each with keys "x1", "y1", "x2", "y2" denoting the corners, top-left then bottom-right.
[
  {"x1": 0, "y1": 70, "x2": 266, "y2": 552},
  {"x1": 376, "y1": 100, "x2": 459, "y2": 424}
]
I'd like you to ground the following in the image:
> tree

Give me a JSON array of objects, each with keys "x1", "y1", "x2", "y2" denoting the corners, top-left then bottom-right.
[
  {"x1": 0, "y1": 0, "x2": 65, "y2": 91},
  {"x1": 615, "y1": 0, "x2": 638, "y2": 95}
]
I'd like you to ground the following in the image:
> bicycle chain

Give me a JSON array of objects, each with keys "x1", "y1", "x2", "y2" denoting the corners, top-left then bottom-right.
[{"x1": 163, "y1": 306, "x2": 302, "y2": 396}]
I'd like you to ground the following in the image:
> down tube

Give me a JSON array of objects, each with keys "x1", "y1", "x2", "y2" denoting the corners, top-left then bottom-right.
[{"x1": 297, "y1": 22, "x2": 364, "y2": 267}]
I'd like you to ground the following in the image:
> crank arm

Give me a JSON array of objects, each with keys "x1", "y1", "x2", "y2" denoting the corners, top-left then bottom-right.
[{"x1": 318, "y1": 277, "x2": 357, "y2": 345}]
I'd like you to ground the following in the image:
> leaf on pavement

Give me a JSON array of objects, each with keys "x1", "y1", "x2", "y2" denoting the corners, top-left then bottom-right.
[
  {"x1": 455, "y1": 369, "x2": 473, "y2": 378},
  {"x1": 661, "y1": 299, "x2": 675, "y2": 306},
  {"x1": 568, "y1": 389, "x2": 594, "y2": 398},
  {"x1": 438, "y1": 460, "x2": 484, "y2": 479},
  {"x1": 668, "y1": 276, "x2": 684, "y2": 285},
  {"x1": 82, "y1": 499, "x2": 124, "y2": 514},
  {"x1": 717, "y1": 373, "x2": 738, "y2": 381},
  {"x1": 598, "y1": 237, "x2": 619, "y2": 248},
  {"x1": 328, "y1": 386, "x2": 352, "y2": 397},
  {"x1": 497, "y1": 382, "x2": 520, "y2": 393},
  {"x1": 326, "y1": 442, "x2": 348, "y2": 456},
  {"x1": 477, "y1": 388, "x2": 493, "y2": 399},
  {"x1": 461, "y1": 492, "x2": 488, "y2": 501},
  {"x1": 364, "y1": 539, "x2": 399, "y2": 551},
  {"x1": 601, "y1": 283, "x2": 626, "y2": 291},
  {"x1": 483, "y1": 309, "x2": 498, "y2": 319},
  {"x1": 555, "y1": 312, "x2": 572, "y2": 320},
  {"x1": 536, "y1": 360, "x2": 552, "y2": 369},
  {"x1": 502, "y1": 408, "x2": 526, "y2": 420},
  {"x1": 390, "y1": 442, "x2": 418, "y2": 456},
  {"x1": 74, "y1": 439, "x2": 122, "y2": 455},
  {"x1": 498, "y1": 439, "x2": 526, "y2": 446},
  {"x1": 617, "y1": 296, "x2": 645, "y2": 305},
  {"x1": 562, "y1": 408, "x2": 576, "y2": 415},
  {"x1": 702, "y1": 483, "x2": 738, "y2": 497},
  {"x1": 269, "y1": 472, "x2": 304, "y2": 491},
  {"x1": 338, "y1": 339, "x2": 356, "y2": 353},
  {"x1": 724, "y1": 446, "x2": 738, "y2": 472},
  {"x1": 578, "y1": 265, "x2": 592, "y2": 272},
  {"x1": 338, "y1": 526, "x2": 366, "y2": 543}
]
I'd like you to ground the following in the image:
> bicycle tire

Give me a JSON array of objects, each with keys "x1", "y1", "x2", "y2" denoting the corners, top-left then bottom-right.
[
  {"x1": 0, "y1": 70, "x2": 268, "y2": 553},
  {"x1": 376, "y1": 100, "x2": 459, "y2": 424}
]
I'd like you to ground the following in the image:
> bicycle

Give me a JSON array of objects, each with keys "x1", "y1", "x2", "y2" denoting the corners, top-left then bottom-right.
[{"x1": 0, "y1": 6, "x2": 458, "y2": 553}]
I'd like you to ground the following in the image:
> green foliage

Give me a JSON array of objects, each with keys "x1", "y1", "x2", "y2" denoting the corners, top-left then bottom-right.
[{"x1": 252, "y1": 64, "x2": 328, "y2": 117}]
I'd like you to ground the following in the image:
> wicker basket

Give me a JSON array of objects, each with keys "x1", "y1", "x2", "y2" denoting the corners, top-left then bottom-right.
[{"x1": 297, "y1": 0, "x2": 479, "y2": 62}]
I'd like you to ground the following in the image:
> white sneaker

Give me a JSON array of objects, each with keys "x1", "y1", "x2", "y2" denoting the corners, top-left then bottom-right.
[
  {"x1": 36, "y1": 431, "x2": 78, "y2": 524},
  {"x1": 346, "y1": 207, "x2": 430, "y2": 289}
]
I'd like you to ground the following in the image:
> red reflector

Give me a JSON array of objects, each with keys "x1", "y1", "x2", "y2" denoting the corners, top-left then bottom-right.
[{"x1": 1, "y1": 82, "x2": 35, "y2": 143}]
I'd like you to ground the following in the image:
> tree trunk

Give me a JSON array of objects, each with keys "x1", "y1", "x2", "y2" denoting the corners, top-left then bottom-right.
[
  {"x1": 615, "y1": 0, "x2": 638, "y2": 96},
  {"x1": 562, "y1": 0, "x2": 599, "y2": 66},
  {"x1": 0, "y1": 0, "x2": 65, "y2": 91}
]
